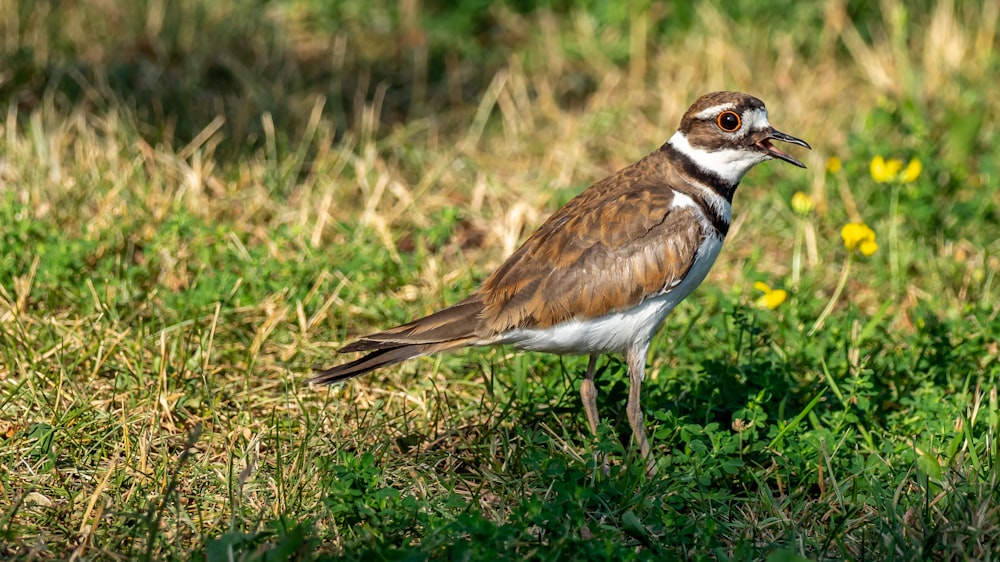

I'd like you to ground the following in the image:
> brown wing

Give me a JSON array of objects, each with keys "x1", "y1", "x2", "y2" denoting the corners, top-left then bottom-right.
[
  {"x1": 317, "y1": 149, "x2": 706, "y2": 384},
  {"x1": 476, "y1": 158, "x2": 705, "y2": 335}
]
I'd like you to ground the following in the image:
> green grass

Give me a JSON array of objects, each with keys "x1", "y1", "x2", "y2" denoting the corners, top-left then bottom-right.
[{"x1": 2, "y1": 0, "x2": 999, "y2": 559}]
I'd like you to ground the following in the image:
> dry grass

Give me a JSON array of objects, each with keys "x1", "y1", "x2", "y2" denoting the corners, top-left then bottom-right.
[{"x1": 1, "y1": 0, "x2": 999, "y2": 559}]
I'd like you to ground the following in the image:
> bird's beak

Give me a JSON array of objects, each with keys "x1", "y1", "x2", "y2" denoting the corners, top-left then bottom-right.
[{"x1": 758, "y1": 128, "x2": 811, "y2": 168}]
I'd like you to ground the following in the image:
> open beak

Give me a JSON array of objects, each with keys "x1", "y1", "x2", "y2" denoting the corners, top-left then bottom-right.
[{"x1": 758, "y1": 128, "x2": 811, "y2": 168}]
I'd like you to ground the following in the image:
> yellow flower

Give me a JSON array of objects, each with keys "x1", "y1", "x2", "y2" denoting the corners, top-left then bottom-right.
[
  {"x1": 859, "y1": 239, "x2": 878, "y2": 256},
  {"x1": 900, "y1": 158, "x2": 922, "y2": 183},
  {"x1": 870, "y1": 155, "x2": 921, "y2": 183},
  {"x1": 870, "y1": 156, "x2": 903, "y2": 183},
  {"x1": 791, "y1": 191, "x2": 816, "y2": 215},
  {"x1": 753, "y1": 281, "x2": 787, "y2": 310},
  {"x1": 826, "y1": 156, "x2": 842, "y2": 174},
  {"x1": 841, "y1": 222, "x2": 878, "y2": 256}
]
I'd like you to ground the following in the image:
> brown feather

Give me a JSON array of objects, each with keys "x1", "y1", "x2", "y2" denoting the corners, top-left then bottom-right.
[
  {"x1": 311, "y1": 337, "x2": 477, "y2": 384},
  {"x1": 321, "y1": 137, "x2": 719, "y2": 378},
  {"x1": 339, "y1": 296, "x2": 486, "y2": 353},
  {"x1": 475, "y1": 149, "x2": 708, "y2": 335}
]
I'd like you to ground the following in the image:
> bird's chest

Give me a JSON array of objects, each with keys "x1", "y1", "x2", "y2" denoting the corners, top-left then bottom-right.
[{"x1": 664, "y1": 231, "x2": 725, "y2": 301}]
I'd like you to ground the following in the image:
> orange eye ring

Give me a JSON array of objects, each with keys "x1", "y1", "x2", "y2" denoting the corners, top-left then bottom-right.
[{"x1": 717, "y1": 111, "x2": 741, "y2": 132}]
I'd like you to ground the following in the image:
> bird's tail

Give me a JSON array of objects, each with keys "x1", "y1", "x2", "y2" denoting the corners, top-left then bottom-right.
[{"x1": 311, "y1": 296, "x2": 486, "y2": 385}]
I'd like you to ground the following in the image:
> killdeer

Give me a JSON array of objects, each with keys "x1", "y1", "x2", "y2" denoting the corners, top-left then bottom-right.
[{"x1": 315, "y1": 91, "x2": 809, "y2": 475}]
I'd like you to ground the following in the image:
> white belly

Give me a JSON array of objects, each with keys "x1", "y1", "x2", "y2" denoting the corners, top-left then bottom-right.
[{"x1": 498, "y1": 233, "x2": 725, "y2": 354}]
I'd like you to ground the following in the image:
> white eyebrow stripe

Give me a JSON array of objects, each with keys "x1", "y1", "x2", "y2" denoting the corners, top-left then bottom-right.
[
  {"x1": 693, "y1": 103, "x2": 737, "y2": 120},
  {"x1": 742, "y1": 108, "x2": 771, "y2": 129}
]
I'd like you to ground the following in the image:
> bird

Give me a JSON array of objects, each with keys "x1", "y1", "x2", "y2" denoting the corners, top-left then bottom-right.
[{"x1": 314, "y1": 91, "x2": 810, "y2": 475}]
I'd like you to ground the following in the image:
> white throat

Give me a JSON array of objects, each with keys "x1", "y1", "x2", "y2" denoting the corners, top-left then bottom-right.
[{"x1": 667, "y1": 131, "x2": 769, "y2": 185}]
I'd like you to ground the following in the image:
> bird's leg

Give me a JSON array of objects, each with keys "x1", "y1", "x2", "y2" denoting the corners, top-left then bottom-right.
[
  {"x1": 626, "y1": 344, "x2": 656, "y2": 477},
  {"x1": 580, "y1": 354, "x2": 609, "y2": 475},
  {"x1": 580, "y1": 354, "x2": 600, "y2": 436}
]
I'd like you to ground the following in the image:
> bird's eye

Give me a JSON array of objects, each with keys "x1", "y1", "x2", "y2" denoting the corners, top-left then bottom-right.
[{"x1": 717, "y1": 111, "x2": 741, "y2": 132}]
